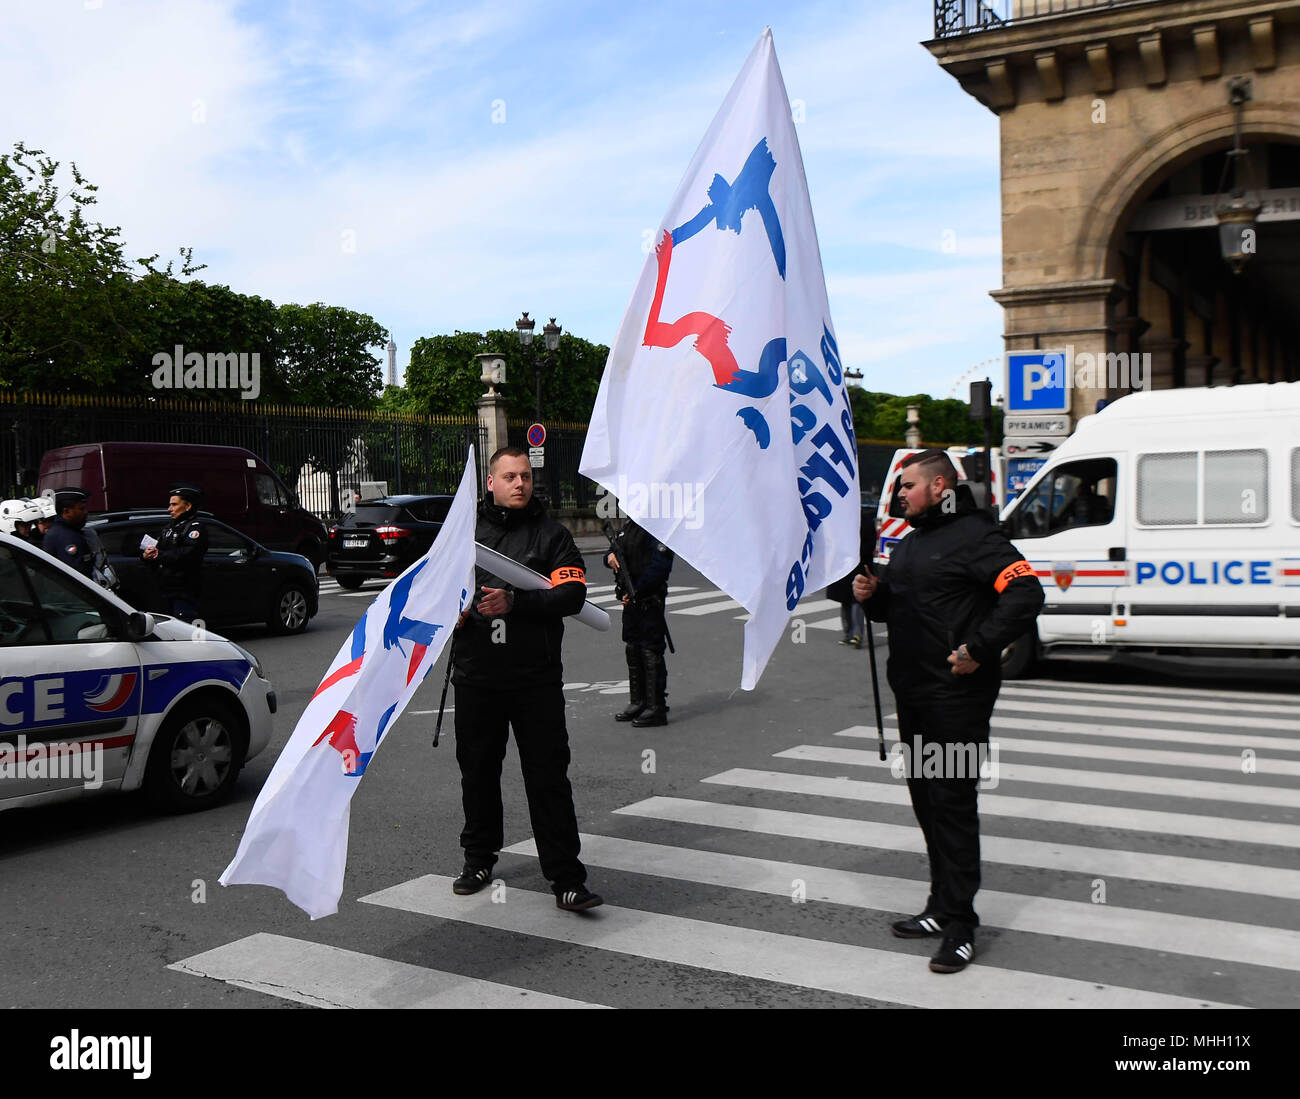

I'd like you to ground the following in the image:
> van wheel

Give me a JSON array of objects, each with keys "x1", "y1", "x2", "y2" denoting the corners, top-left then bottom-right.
[
  {"x1": 270, "y1": 582, "x2": 312, "y2": 634},
  {"x1": 143, "y1": 698, "x2": 245, "y2": 813},
  {"x1": 334, "y1": 575, "x2": 365, "y2": 590},
  {"x1": 296, "y1": 539, "x2": 324, "y2": 571},
  {"x1": 1001, "y1": 627, "x2": 1038, "y2": 679}
]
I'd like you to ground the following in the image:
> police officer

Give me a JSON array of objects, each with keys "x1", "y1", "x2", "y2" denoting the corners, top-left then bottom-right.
[
  {"x1": 604, "y1": 519, "x2": 674, "y2": 726},
  {"x1": 42, "y1": 488, "x2": 94, "y2": 577},
  {"x1": 142, "y1": 486, "x2": 208, "y2": 623},
  {"x1": 449, "y1": 446, "x2": 602, "y2": 912},
  {"x1": 854, "y1": 449, "x2": 1042, "y2": 974}
]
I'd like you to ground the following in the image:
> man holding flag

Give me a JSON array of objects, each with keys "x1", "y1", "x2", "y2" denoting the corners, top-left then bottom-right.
[
  {"x1": 449, "y1": 446, "x2": 602, "y2": 912},
  {"x1": 580, "y1": 28, "x2": 860, "y2": 692}
]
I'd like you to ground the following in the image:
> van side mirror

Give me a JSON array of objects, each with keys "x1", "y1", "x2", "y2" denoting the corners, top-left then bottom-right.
[{"x1": 125, "y1": 611, "x2": 156, "y2": 641}]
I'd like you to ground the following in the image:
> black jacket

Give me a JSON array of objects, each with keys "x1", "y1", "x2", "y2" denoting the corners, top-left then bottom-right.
[
  {"x1": 869, "y1": 484, "x2": 1043, "y2": 703},
  {"x1": 604, "y1": 521, "x2": 673, "y2": 601},
  {"x1": 148, "y1": 512, "x2": 209, "y2": 596},
  {"x1": 451, "y1": 497, "x2": 586, "y2": 689},
  {"x1": 43, "y1": 517, "x2": 94, "y2": 577}
]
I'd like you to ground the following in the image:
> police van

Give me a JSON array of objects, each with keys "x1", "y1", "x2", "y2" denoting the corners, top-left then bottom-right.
[
  {"x1": 874, "y1": 447, "x2": 1001, "y2": 563},
  {"x1": 0, "y1": 529, "x2": 274, "y2": 813},
  {"x1": 997, "y1": 381, "x2": 1300, "y2": 675}
]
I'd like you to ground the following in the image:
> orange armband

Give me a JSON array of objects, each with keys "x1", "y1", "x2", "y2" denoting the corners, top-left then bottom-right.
[
  {"x1": 551, "y1": 565, "x2": 586, "y2": 586},
  {"x1": 993, "y1": 560, "x2": 1035, "y2": 593}
]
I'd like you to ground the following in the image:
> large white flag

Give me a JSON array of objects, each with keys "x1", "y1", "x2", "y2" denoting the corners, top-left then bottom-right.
[
  {"x1": 220, "y1": 448, "x2": 478, "y2": 918},
  {"x1": 580, "y1": 28, "x2": 859, "y2": 689}
]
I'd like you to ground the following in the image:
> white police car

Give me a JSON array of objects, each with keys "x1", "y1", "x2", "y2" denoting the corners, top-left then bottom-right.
[{"x1": 0, "y1": 529, "x2": 274, "y2": 813}]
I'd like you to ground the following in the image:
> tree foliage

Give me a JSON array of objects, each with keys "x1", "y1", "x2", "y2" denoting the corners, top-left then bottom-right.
[
  {"x1": 402, "y1": 328, "x2": 609, "y2": 421},
  {"x1": 847, "y1": 386, "x2": 1003, "y2": 445}
]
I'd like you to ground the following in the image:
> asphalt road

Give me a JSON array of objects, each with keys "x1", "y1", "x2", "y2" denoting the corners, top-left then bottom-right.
[{"x1": 3, "y1": 544, "x2": 1299, "y2": 1015}]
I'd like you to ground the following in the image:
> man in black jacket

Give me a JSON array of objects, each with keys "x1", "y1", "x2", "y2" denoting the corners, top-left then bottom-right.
[
  {"x1": 142, "y1": 486, "x2": 208, "y2": 623},
  {"x1": 42, "y1": 488, "x2": 94, "y2": 577},
  {"x1": 604, "y1": 519, "x2": 674, "y2": 726},
  {"x1": 450, "y1": 446, "x2": 602, "y2": 911},
  {"x1": 854, "y1": 449, "x2": 1042, "y2": 973}
]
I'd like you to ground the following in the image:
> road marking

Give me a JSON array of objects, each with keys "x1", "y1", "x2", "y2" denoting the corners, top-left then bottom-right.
[
  {"x1": 791, "y1": 599, "x2": 841, "y2": 616},
  {"x1": 502, "y1": 834, "x2": 1300, "y2": 973},
  {"x1": 702, "y1": 768, "x2": 1300, "y2": 847},
  {"x1": 838, "y1": 717, "x2": 1300, "y2": 754},
  {"x1": 168, "y1": 933, "x2": 602, "y2": 1009},
  {"x1": 1016, "y1": 678, "x2": 1299, "y2": 705},
  {"x1": 615, "y1": 797, "x2": 1300, "y2": 899},
  {"x1": 408, "y1": 708, "x2": 453, "y2": 715},
  {"x1": 673, "y1": 598, "x2": 744, "y2": 616},
  {"x1": 776, "y1": 744, "x2": 1300, "y2": 808},
  {"x1": 359, "y1": 876, "x2": 1233, "y2": 1009},
  {"x1": 999, "y1": 684, "x2": 1300, "y2": 718},
  {"x1": 994, "y1": 699, "x2": 1288, "y2": 730}
]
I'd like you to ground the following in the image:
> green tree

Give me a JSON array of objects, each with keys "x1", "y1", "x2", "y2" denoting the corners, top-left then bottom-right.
[
  {"x1": 275, "y1": 302, "x2": 387, "y2": 409},
  {"x1": 845, "y1": 386, "x2": 1002, "y2": 445},
  {"x1": 403, "y1": 327, "x2": 610, "y2": 422}
]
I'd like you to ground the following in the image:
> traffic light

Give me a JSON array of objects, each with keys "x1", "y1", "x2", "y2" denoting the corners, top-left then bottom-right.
[
  {"x1": 969, "y1": 379, "x2": 992, "y2": 421},
  {"x1": 964, "y1": 449, "x2": 988, "y2": 483}
]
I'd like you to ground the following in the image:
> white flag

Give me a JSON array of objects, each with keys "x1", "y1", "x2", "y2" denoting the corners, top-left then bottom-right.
[
  {"x1": 219, "y1": 448, "x2": 478, "y2": 918},
  {"x1": 580, "y1": 28, "x2": 859, "y2": 689}
]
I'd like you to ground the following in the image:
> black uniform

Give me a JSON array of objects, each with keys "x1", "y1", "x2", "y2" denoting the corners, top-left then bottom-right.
[
  {"x1": 42, "y1": 517, "x2": 94, "y2": 578},
  {"x1": 147, "y1": 511, "x2": 208, "y2": 622},
  {"x1": 605, "y1": 521, "x2": 674, "y2": 724},
  {"x1": 451, "y1": 496, "x2": 590, "y2": 895},
  {"x1": 867, "y1": 484, "x2": 1043, "y2": 939}
]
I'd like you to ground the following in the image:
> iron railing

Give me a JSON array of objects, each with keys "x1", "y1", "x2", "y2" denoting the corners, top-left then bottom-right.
[
  {"x1": 2, "y1": 392, "x2": 487, "y2": 523},
  {"x1": 934, "y1": 0, "x2": 1157, "y2": 38}
]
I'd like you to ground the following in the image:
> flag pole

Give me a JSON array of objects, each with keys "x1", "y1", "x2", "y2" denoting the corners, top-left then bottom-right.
[
  {"x1": 433, "y1": 632, "x2": 457, "y2": 748},
  {"x1": 863, "y1": 566, "x2": 886, "y2": 761}
]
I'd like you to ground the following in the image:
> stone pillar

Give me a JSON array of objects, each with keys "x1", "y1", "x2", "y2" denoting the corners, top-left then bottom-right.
[
  {"x1": 476, "y1": 392, "x2": 508, "y2": 458},
  {"x1": 1184, "y1": 353, "x2": 1220, "y2": 387},
  {"x1": 1138, "y1": 336, "x2": 1184, "y2": 391}
]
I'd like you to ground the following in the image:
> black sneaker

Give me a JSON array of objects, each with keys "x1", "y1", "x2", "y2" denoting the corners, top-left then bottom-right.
[
  {"x1": 555, "y1": 887, "x2": 604, "y2": 911},
  {"x1": 929, "y1": 935, "x2": 976, "y2": 973},
  {"x1": 452, "y1": 865, "x2": 493, "y2": 895},
  {"x1": 890, "y1": 912, "x2": 949, "y2": 938}
]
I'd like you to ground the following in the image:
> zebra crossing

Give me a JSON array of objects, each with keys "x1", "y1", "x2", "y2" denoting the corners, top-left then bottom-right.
[{"x1": 171, "y1": 676, "x2": 1300, "y2": 1008}]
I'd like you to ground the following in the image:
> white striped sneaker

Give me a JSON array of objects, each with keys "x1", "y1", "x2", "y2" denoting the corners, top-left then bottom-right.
[
  {"x1": 891, "y1": 913, "x2": 949, "y2": 939},
  {"x1": 929, "y1": 936, "x2": 976, "y2": 973},
  {"x1": 555, "y1": 887, "x2": 603, "y2": 911}
]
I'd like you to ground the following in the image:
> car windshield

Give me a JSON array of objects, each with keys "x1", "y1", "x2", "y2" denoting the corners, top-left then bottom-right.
[{"x1": 346, "y1": 505, "x2": 401, "y2": 527}]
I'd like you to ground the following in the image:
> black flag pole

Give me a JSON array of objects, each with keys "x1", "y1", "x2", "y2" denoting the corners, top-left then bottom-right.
[
  {"x1": 865, "y1": 612, "x2": 886, "y2": 762},
  {"x1": 432, "y1": 631, "x2": 458, "y2": 748}
]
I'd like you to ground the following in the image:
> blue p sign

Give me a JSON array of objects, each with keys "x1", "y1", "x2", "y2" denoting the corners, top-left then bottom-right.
[{"x1": 1006, "y1": 351, "x2": 1069, "y2": 413}]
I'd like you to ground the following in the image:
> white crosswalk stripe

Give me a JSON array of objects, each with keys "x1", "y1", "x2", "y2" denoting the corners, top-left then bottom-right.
[{"x1": 173, "y1": 675, "x2": 1300, "y2": 1007}]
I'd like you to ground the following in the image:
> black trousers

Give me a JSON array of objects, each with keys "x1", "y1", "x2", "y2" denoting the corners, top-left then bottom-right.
[
  {"x1": 895, "y1": 696, "x2": 992, "y2": 940},
  {"x1": 453, "y1": 682, "x2": 586, "y2": 893},
  {"x1": 621, "y1": 596, "x2": 667, "y2": 654}
]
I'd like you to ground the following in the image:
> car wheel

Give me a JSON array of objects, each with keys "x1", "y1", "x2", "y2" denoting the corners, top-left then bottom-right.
[
  {"x1": 334, "y1": 574, "x2": 365, "y2": 590},
  {"x1": 1001, "y1": 627, "x2": 1039, "y2": 679},
  {"x1": 270, "y1": 582, "x2": 312, "y2": 634},
  {"x1": 143, "y1": 698, "x2": 245, "y2": 813}
]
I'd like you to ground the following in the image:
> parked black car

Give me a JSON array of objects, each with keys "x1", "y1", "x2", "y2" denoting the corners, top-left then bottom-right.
[
  {"x1": 90, "y1": 512, "x2": 319, "y2": 634},
  {"x1": 326, "y1": 495, "x2": 453, "y2": 589}
]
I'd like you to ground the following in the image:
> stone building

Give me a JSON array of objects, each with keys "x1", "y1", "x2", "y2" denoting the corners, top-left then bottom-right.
[{"x1": 927, "y1": 0, "x2": 1300, "y2": 421}]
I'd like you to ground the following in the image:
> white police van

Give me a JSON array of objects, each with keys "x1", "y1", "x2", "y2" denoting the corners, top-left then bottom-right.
[
  {"x1": 0, "y1": 529, "x2": 274, "y2": 813},
  {"x1": 998, "y1": 381, "x2": 1300, "y2": 675}
]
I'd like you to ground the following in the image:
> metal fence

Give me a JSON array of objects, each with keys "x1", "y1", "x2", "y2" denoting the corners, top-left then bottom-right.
[
  {"x1": 933, "y1": 0, "x2": 1155, "y2": 38},
  {"x1": 1, "y1": 392, "x2": 487, "y2": 523}
]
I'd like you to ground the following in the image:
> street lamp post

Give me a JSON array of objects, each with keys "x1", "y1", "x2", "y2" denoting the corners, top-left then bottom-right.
[
  {"x1": 515, "y1": 312, "x2": 562, "y2": 421},
  {"x1": 1215, "y1": 76, "x2": 1261, "y2": 276}
]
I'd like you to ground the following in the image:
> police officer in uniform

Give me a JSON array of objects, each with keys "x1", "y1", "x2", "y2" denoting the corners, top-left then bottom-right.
[
  {"x1": 604, "y1": 519, "x2": 674, "y2": 726},
  {"x1": 854, "y1": 450, "x2": 1042, "y2": 974},
  {"x1": 449, "y1": 446, "x2": 602, "y2": 912},
  {"x1": 142, "y1": 486, "x2": 208, "y2": 623},
  {"x1": 42, "y1": 488, "x2": 94, "y2": 577}
]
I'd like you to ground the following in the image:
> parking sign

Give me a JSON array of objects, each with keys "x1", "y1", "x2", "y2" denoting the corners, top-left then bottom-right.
[{"x1": 1006, "y1": 350, "x2": 1069, "y2": 414}]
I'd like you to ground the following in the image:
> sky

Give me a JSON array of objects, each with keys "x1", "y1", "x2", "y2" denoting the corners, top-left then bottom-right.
[{"x1": 1, "y1": 0, "x2": 1005, "y2": 400}]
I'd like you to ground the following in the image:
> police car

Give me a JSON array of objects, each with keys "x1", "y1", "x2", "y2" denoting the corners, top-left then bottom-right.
[{"x1": 0, "y1": 529, "x2": 274, "y2": 813}]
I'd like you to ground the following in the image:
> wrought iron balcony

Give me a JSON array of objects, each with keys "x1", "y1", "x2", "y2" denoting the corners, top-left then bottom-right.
[{"x1": 934, "y1": 0, "x2": 1159, "y2": 39}]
